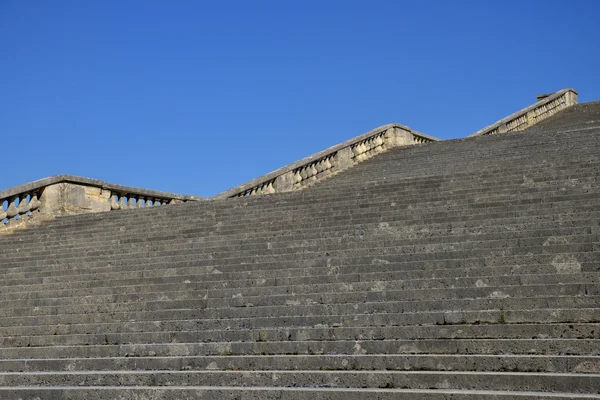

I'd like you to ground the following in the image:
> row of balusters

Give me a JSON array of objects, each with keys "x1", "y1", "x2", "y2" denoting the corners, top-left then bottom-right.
[
  {"x1": 233, "y1": 131, "x2": 437, "y2": 197},
  {"x1": 1, "y1": 190, "x2": 184, "y2": 226},
  {"x1": 413, "y1": 135, "x2": 434, "y2": 144},
  {"x1": 293, "y1": 153, "x2": 336, "y2": 188},
  {"x1": 483, "y1": 93, "x2": 569, "y2": 136},
  {"x1": 234, "y1": 179, "x2": 276, "y2": 197},
  {"x1": 351, "y1": 133, "x2": 386, "y2": 162},
  {"x1": 506, "y1": 114, "x2": 530, "y2": 132},
  {"x1": 530, "y1": 96, "x2": 566, "y2": 124},
  {"x1": 0, "y1": 192, "x2": 41, "y2": 225},
  {"x1": 109, "y1": 193, "x2": 180, "y2": 210}
]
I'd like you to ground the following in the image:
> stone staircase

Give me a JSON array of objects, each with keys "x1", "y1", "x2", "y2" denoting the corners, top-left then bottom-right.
[{"x1": 0, "y1": 102, "x2": 599, "y2": 398}]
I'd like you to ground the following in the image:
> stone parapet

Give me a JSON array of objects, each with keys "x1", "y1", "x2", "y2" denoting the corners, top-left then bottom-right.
[
  {"x1": 0, "y1": 175, "x2": 202, "y2": 229},
  {"x1": 469, "y1": 88, "x2": 578, "y2": 137},
  {"x1": 214, "y1": 124, "x2": 439, "y2": 199}
]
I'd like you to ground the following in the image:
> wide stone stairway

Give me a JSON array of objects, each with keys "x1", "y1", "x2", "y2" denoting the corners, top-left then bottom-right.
[{"x1": 0, "y1": 102, "x2": 599, "y2": 398}]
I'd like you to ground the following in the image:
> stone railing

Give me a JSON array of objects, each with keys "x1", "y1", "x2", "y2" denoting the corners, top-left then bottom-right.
[
  {"x1": 214, "y1": 123, "x2": 439, "y2": 199},
  {"x1": 469, "y1": 88, "x2": 578, "y2": 137},
  {"x1": 1, "y1": 175, "x2": 201, "y2": 228}
]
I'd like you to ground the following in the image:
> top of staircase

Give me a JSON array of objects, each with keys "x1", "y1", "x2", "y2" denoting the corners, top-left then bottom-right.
[
  {"x1": 0, "y1": 88, "x2": 585, "y2": 231},
  {"x1": 520, "y1": 100, "x2": 600, "y2": 133}
]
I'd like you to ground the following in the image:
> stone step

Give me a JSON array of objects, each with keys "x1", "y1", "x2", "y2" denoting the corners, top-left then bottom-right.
[
  {"x1": 8, "y1": 199, "x2": 599, "y2": 253},
  {"x1": 0, "y1": 272, "x2": 596, "y2": 310},
  {"x1": 3, "y1": 177, "x2": 599, "y2": 242},
  {"x1": 0, "y1": 370, "x2": 597, "y2": 394},
  {"x1": 0, "y1": 322, "x2": 597, "y2": 348},
  {"x1": 4, "y1": 197, "x2": 599, "y2": 255},
  {"x1": 1, "y1": 223, "x2": 593, "y2": 267},
  {"x1": 0, "y1": 281, "x2": 594, "y2": 318},
  {"x1": 0, "y1": 268, "x2": 593, "y2": 305},
  {"x1": 322, "y1": 160, "x2": 600, "y2": 188},
  {"x1": 4, "y1": 237, "x2": 596, "y2": 276},
  {"x1": 1, "y1": 354, "x2": 598, "y2": 374},
  {"x1": 1, "y1": 295, "x2": 594, "y2": 329},
  {"x1": 4, "y1": 250, "x2": 594, "y2": 286},
  {"x1": 3, "y1": 260, "x2": 587, "y2": 296},
  {"x1": 15, "y1": 184, "x2": 600, "y2": 235},
  {"x1": 1, "y1": 338, "x2": 597, "y2": 359},
  {"x1": 1, "y1": 386, "x2": 598, "y2": 399},
  {"x1": 1, "y1": 232, "x2": 597, "y2": 273},
  {"x1": 5, "y1": 251, "x2": 597, "y2": 293},
  {"x1": 3, "y1": 228, "x2": 600, "y2": 276},
  {"x1": 4, "y1": 219, "x2": 600, "y2": 273}
]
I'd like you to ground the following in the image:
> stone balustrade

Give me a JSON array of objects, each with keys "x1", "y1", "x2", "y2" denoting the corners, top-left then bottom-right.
[
  {"x1": 109, "y1": 193, "x2": 182, "y2": 210},
  {"x1": 1, "y1": 175, "x2": 201, "y2": 228},
  {"x1": 469, "y1": 88, "x2": 578, "y2": 137},
  {"x1": 292, "y1": 153, "x2": 337, "y2": 189},
  {"x1": 233, "y1": 178, "x2": 277, "y2": 198},
  {"x1": 351, "y1": 131, "x2": 386, "y2": 162},
  {"x1": 0, "y1": 191, "x2": 42, "y2": 226},
  {"x1": 215, "y1": 123, "x2": 439, "y2": 199}
]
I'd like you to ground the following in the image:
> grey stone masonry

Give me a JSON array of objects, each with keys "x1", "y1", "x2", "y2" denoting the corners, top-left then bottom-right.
[{"x1": 0, "y1": 94, "x2": 599, "y2": 398}]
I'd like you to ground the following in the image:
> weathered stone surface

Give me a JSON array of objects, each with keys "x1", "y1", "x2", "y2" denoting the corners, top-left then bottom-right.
[
  {"x1": 0, "y1": 95, "x2": 599, "y2": 398},
  {"x1": 40, "y1": 183, "x2": 111, "y2": 215}
]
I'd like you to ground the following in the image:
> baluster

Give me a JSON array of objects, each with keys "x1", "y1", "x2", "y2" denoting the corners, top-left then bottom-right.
[
  {"x1": 29, "y1": 191, "x2": 40, "y2": 211},
  {"x1": 110, "y1": 194, "x2": 120, "y2": 210},
  {"x1": 118, "y1": 195, "x2": 127, "y2": 210},
  {"x1": 358, "y1": 142, "x2": 367, "y2": 160},
  {"x1": 309, "y1": 163, "x2": 318, "y2": 179},
  {"x1": 17, "y1": 193, "x2": 31, "y2": 215},
  {"x1": 374, "y1": 135, "x2": 384, "y2": 152},
  {"x1": 326, "y1": 156, "x2": 332, "y2": 170},
  {"x1": 6, "y1": 196, "x2": 19, "y2": 219},
  {"x1": 300, "y1": 166, "x2": 308, "y2": 181},
  {"x1": 0, "y1": 200, "x2": 7, "y2": 221}
]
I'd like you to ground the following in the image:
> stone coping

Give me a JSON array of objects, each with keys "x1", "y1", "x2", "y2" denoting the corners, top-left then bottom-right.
[
  {"x1": 0, "y1": 175, "x2": 203, "y2": 202},
  {"x1": 214, "y1": 123, "x2": 439, "y2": 199},
  {"x1": 469, "y1": 88, "x2": 578, "y2": 137}
]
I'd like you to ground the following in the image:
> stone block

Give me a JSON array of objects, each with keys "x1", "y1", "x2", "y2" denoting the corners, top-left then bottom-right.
[
  {"x1": 384, "y1": 127, "x2": 414, "y2": 147},
  {"x1": 40, "y1": 183, "x2": 111, "y2": 216}
]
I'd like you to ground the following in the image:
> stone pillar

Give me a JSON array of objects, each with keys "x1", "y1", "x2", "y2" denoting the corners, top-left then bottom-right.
[
  {"x1": 334, "y1": 147, "x2": 354, "y2": 170},
  {"x1": 274, "y1": 171, "x2": 295, "y2": 193},
  {"x1": 566, "y1": 90, "x2": 579, "y2": 106},
  {"x1": 526, "y1": 110, "x2": 535, "y2": 129},
  {"x1": 384, "y1": 127, "x2": 414, "y2": 147},
  {"x1": 39, "y1": 183, "x2": 111, "y2": 216}
]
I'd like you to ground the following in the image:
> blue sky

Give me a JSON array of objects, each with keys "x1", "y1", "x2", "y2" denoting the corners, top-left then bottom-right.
[{"x1": 1, "y1": 1, "x2": 599, "y2": 197}]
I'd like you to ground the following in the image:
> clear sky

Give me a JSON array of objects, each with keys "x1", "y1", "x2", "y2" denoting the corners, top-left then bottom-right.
[{"x1": 1, "y1": 1, "x2": 599, "y2": 197}]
